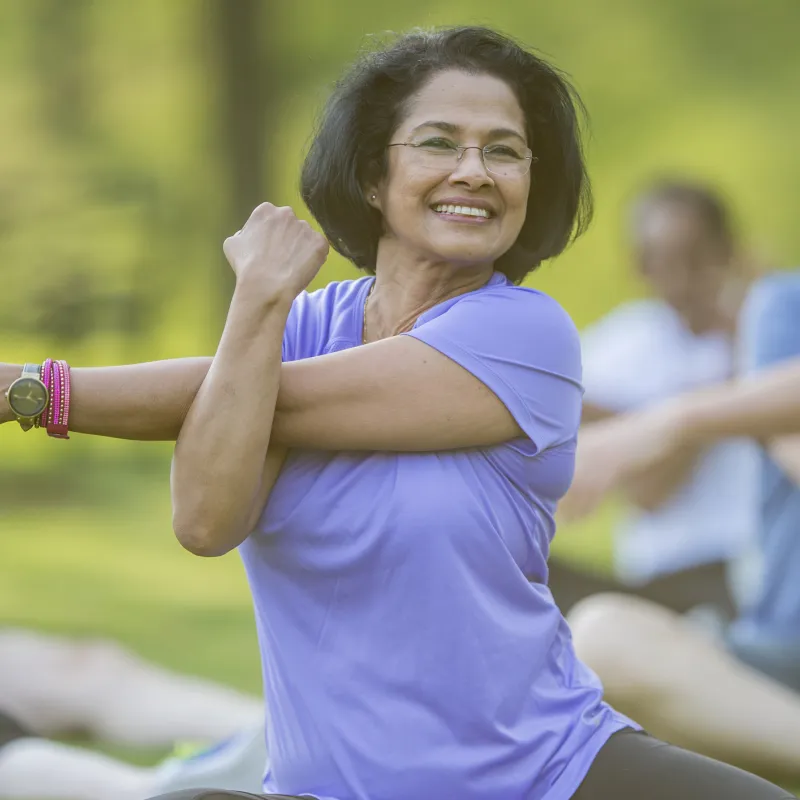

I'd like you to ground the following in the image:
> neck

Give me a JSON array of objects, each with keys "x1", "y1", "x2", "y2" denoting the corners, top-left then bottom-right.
[
  {"x1": 683, "y1": 276, "x2": 751, "y2": 338},
  {"x1": 366, "y1": 245, "x2": 494, "y2": 341}
]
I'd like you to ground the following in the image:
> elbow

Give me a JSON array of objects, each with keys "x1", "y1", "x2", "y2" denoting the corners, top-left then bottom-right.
[{"x1": 171, "y1": 515, "x2": 239, "y2": 558}]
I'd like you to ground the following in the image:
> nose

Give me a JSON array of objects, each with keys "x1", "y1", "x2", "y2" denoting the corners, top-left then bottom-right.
[{"x1": 448, "y1": 147, "x2": 494, "y2": 190}]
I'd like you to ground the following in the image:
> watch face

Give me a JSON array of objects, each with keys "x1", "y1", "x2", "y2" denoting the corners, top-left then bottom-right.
[{"x1": 8, "y1": 377, "x2": 48, "y2": 418}]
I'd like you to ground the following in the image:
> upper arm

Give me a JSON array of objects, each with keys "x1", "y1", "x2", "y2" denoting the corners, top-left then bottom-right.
[{"x1": 272, "y1": 289, "x2": 583, "y2": 453}]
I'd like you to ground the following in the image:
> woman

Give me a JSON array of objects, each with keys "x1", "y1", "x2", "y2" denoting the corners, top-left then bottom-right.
[{"x1": 1, "y1": 26, "x2": 794, "y2": 800}]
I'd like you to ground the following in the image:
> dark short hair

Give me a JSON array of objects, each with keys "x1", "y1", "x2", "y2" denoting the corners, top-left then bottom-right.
[
  {"x1": 629, "y1": 179, "x2": 736, "y2": 254},
  {"x1": 300, "y1": 26, "x2": 592, "y2": 283}
]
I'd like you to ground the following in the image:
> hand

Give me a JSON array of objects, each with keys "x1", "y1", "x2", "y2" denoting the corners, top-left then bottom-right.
[
  {"x1": 223, "y1": 203, "x2": 329, "y2": 301},
  {"x1": 559, "y1": 402, "x2": 690, "y2": 522}
]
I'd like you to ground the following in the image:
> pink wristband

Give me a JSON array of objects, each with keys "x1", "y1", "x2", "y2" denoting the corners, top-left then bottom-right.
[{"x1": 48, "y1": 360, "x2": 71, "y2": 439}]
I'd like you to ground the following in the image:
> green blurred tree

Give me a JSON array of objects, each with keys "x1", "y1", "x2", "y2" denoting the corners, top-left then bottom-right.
[{"x1": 207, "y1": 0, "x2": 277, "y2": 322}]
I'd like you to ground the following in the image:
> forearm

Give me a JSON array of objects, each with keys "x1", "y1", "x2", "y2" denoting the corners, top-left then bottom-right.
[
  {"x1": 622, "y1": 444, "x2": 700, "y2": 511},
  {"x1": 678, "y1": 357, "x2": 800, "y2": 445},
  {"x1": 0, "y1": 360, "x2": 211, "y2": 439},
  {"x1": 170, "y1": 286, "x2": 290, "y2": 556},
  {"x1": 581, "y1": 401, "x2": 617, "y2": 425}
]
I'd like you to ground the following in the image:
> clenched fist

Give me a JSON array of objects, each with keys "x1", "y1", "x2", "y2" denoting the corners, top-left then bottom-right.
[{"x1": 223, "y1": 203, "x2": 329, "y2": 301}]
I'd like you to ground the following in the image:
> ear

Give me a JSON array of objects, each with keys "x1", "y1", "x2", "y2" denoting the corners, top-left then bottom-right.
[{"x1": 364, "y1": 187, "x2": 381, "y2": 210}]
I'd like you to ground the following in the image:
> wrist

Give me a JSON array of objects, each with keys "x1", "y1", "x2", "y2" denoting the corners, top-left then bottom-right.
[
  {"x1": 0, "y1": 364, "x2": 22, "y2": 424},
  {"x1": 231, "y1": 279, "x2": 295, "y2": 316}
]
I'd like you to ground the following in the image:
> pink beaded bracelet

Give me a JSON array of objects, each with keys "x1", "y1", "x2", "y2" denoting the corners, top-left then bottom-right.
[{"x1": 48, "y1": 359, "x2": 71, "y2": 439}]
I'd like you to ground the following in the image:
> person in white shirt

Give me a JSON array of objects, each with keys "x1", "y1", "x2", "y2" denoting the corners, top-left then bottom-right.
[{"x1": 548, "y1": 180, "x2": 758, "y2": 621}]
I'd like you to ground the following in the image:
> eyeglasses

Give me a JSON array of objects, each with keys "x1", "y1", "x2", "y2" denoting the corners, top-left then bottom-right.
[{"x1": 387, "y1": 137, "x2": 536, "y2": 178}]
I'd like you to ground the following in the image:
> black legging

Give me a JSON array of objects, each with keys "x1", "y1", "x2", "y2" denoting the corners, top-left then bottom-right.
[{"x1": 147, "y1": 729, "x2": 796, "y2": 800}]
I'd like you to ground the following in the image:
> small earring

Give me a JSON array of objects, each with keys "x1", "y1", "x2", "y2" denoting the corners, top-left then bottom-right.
[{"x1": 371, "y1": 194, "x2": 376, "y2": 200}]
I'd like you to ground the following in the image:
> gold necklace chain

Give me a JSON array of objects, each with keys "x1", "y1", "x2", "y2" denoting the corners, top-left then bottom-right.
[{"x1": 362, "y1": 281, "x2": 375, "y2": 345}]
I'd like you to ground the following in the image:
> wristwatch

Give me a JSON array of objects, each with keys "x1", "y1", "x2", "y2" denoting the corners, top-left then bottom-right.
[{"x1": 5, "y1": 363, "x2": 49, "y2": 431}]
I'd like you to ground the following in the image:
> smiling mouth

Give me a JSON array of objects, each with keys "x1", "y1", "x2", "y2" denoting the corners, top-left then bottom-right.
[{"x1": 431, "y1": 203, "x2": 493, "y2": 220}]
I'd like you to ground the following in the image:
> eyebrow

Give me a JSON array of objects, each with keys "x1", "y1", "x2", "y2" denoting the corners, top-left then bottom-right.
[{"x1": 410, "y1": 120, "x2": 527, "y2": 142}]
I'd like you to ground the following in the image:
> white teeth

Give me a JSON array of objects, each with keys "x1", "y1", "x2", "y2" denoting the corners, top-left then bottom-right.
[{"x1": 433, "y1": 204, "x2": 490, "y2": 218}]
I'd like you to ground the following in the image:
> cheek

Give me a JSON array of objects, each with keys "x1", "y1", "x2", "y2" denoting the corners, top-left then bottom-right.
[
  {"x1": 505, "y1": 187, "x2": 530, "y2": 236},
  {"x1": 382, "y1": 173, "x2": 436, "y2": 224},
  {"x1": 508, "y1": 180, "x2": 530, "y2": 216}
]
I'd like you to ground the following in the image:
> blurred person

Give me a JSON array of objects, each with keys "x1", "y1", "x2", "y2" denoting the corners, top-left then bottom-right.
[
  {"x1": 0, "y1": 627, "x2": 262, "y2": 748},
  {"x1": 548, "y1": 180, "x2": 759, "y2": 620},
  {"x1": 564, "y1": 271, "x2": 800, "y2": 782},
  {"x1": 0, "y1": 627, "x2": 265, "y2": 799},
  {"x1": 0, "y1": 712, "x2": 267, "y2": 800},
  {"x1": 1, "y1": 26, "x2": 794, "y2": 800}
]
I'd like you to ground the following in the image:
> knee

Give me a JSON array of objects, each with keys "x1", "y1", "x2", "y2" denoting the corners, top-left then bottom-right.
[
  {"x1": 568, "y1": 593, "x2": 638, "y2": 674},
  {"x1": 567, "y1": 593, "x2": 679, "y2": 701}
]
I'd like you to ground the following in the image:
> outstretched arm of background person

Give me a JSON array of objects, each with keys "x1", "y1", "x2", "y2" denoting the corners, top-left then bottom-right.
[
  {"x1": 581, "y1": 401, "x2": 701, "y2": 511},
  {"x1": 581, "y1": 401, "x2": 617, "y2": 425},
  {"x1": 560, "y1": 356, "x2": 800, "y2": 522},
  {"x1": 620, "y1": 442, "x2": 703, "y2": 512}
]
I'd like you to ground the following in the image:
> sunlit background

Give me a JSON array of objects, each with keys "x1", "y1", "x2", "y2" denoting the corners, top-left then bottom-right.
[{"x1": 2, "y1": 0, "x2": 799, "y2": 767}]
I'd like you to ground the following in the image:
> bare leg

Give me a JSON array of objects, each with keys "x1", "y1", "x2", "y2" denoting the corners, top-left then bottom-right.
[
  {"x1": 0, "y1": 737, "x2": 157, "y2": 800},
  {"x1": 0, "y1": 628, "x2": 262, "y2": 747},
  {"x1": 568, "y1": 593, "x2": 800, "y2": 782}
]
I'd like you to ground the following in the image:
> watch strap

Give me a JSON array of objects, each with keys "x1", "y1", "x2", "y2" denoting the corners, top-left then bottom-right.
[{"x1": 21, "y1": 363, "x2": 42, "y2": 380}]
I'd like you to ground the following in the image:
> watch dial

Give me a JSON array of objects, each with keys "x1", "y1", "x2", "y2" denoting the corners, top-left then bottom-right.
[{"x1": 8, "y1": 377, "x2": 48, "y2": 417}]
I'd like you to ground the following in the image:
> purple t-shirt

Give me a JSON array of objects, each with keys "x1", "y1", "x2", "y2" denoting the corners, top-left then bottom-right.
[{"x1": 239, "y1": 272, "x2": 637, "y2": 800}]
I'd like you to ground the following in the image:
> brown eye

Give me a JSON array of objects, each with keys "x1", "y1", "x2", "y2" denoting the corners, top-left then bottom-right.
[{"x1": 417, "y1": 137, "x2": 458, "y2": 152}]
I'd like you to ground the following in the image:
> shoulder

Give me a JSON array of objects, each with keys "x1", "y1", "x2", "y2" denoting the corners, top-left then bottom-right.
[
  {"x1": 426, "y1": 277, "x2": 578, "y2": 336},
  {"x1": 284, "y1": 276, "x2": 371, "y2": 361},
  {"x1": 291, "y1": 276, "x2": 369, "y2": 318},
  {"x1": 486, "y1": 284, "x2": 579, "y2": 335},
  {"x1": 414, "y1": 278, "x2": 581, "y2": 382}
]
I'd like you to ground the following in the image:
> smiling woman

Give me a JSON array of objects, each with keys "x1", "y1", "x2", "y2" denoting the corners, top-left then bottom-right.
[
  {"x1": 0, "y1": 25, "x2": 796, "y2": 800},
  {"x1": 301, "y1": 28, "x2": 591, "y2": 283}
]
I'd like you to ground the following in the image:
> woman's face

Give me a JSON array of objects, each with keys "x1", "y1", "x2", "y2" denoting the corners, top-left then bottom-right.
[{"x1": 372, "y1": 69, "x2": 531, "y2": 268}]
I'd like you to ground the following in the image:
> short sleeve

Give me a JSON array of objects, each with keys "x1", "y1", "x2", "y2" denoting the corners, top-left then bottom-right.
[
  {"x1": 405, "y1": 288, "x2": 583, "y2": 453},
  {"x1": 281, "y1": 292, "x2": 307, "y2": 363}
]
